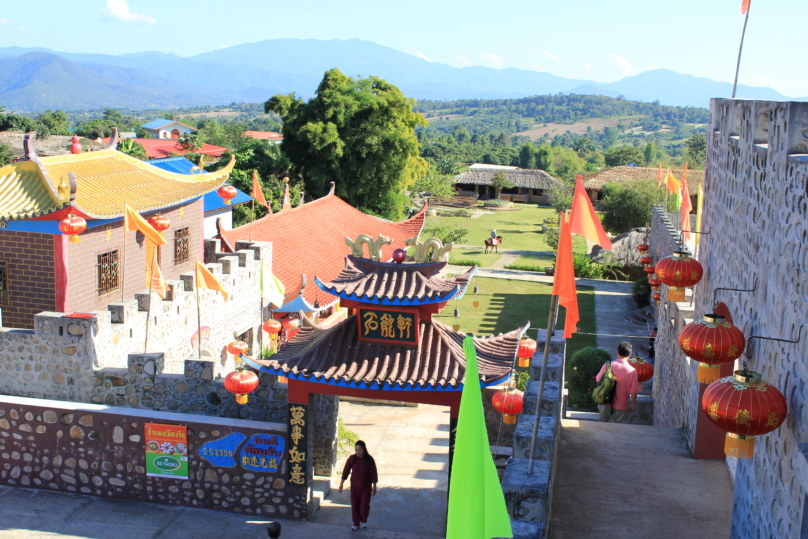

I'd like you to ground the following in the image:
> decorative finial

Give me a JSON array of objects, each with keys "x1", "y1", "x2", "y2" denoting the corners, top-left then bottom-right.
[
  {"x1": 345, "y1": 234, "x2": 392, "y2": 261},
  {"x1": 70, "y1": 135, "x2": 82, "y2": 155}
]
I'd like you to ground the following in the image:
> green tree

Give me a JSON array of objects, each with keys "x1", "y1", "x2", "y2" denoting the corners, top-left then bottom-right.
[
  {"x1": 518, "y1": 143, "x2": 537, "y2": 169},
  {"x1": 0, "y1": 143, "x2": 11, "y2": 166},
  {"x1": 685, "y1": 134, "x2": 707, "y2": 169},
  {"x1": 598, "y1": 180, "x2": 675, "y2": 234},
  {"x1": 409, "y1": 162, "x2": 456, "y2": 199},
  {"x1": 604, "y1": 145, "x2": 645, "y2": 167},
  {"x1": 644, "y1": 142, "x2": 657, "y2": 166},
  {"x1": 536, "y1": 145, "x2": 552, "y2": 171},
  {"x1": 568, "y1": 346, "x2": 612, "y2": 408},
  {"x1": 490, "y1": 170, "x2": 514, "y2": 200},
  {"x1": 178, "y1": 133, "x2": 205, "y2": 152},
  {"x1": 547, "y1": 179, "x2": 574, "y2": 214},
  {"x1": 118, "y1": 138, "x2": 148, "y2": 160},
  {"x1": 37, "y1": 109, "x2": 70, "y2": 136},
  {"x1": 265, "y1": 69, "x2": 427, "y2": 220}
]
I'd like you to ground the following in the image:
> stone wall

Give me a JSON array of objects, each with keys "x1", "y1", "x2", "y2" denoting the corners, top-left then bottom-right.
[
  {"x1": 310, "y1": 393, "x2": 339, "y2": 477},
  {"x1": 651, "y1": 98, "x2": 808, "y2": 539},
  {"x1": 0, "y1": 231, "x2": 55, "y2": 329},
  {"x1": 0, "y1": 395, "x2": 307, "y2": 518}
]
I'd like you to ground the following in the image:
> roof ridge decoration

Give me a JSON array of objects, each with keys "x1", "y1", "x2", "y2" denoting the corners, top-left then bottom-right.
[
  {"x1": 405, "y1": 235, "x2": 453, "y2": 263},
  {"x1": 103, "y1": 127, "x2": 119, "y2": 151},
  {"x1": 345, "y1": 233, "x2": 392, "y2": 261},
  {"x1": 23, "y1": 134, "x2": 71, "y2": 209}
]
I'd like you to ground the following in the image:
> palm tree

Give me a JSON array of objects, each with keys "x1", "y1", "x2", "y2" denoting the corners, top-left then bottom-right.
[{"x1": 118, "y1": 138, "x2": 148, "y2": 161}]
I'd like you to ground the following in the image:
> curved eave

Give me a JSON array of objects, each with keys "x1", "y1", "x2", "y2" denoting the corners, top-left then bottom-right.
[
  {"x1": 241, "y1": 356, "x2": 496, "y2": 391},
  {"x1": 314, "y1": 275, "x2": 461, "y2": 306},
  {"x1": 0, "y1": 160, "x2": 69, "y2": 221},
  {"x1": 272, "y1": 293, "x2": 339, "y2": 314}
]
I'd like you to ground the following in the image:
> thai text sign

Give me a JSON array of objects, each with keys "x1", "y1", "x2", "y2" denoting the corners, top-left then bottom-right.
[
  {"x1": 288, "y1": 403, "x2": 308, "y2": 486},
  {"x1": 357, "y1": 307, "x2": 419, "y2": 345},
  {"x1": 145, "y1": 423, "x2": 189, "y2": 478},
  {"x1": 240, "y1": 433, "x2": 284, "y2": 473}
]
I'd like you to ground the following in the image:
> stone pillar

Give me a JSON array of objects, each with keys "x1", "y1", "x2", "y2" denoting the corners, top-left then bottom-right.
[{"x1": 311, "y1": 393, "x2": 339, "y2": 477}]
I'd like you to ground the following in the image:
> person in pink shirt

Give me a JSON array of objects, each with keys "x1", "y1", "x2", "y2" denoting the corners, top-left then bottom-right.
[{"x1": 595, "y1": 342, "x2": 638, "y2": 423}]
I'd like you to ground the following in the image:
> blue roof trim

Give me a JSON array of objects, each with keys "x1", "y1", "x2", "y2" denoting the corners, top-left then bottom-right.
[
  {"x1": 141, "y1": 119, "x2": 179, "y2": 130},
  {"x1": 146, "y1": 158, "x2": 252, "y2": 213},
  {"x1": 240, "y1": 356, "x2": 497, "y2": 391},
  {"x1": 313, "y1": 276, "x2": 461, "y2": 306}
]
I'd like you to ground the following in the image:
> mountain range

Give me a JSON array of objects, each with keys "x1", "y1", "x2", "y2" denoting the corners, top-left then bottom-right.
[{"x1": 0, "y1": 39, "x2": 797, "y2": 111}]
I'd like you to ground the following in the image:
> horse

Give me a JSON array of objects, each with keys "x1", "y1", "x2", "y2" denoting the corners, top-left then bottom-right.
[{"x1": 484, "y1": 236, "x2": 503, "y2": 254}]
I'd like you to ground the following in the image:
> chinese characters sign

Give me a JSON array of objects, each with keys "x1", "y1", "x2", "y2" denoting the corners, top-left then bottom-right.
[
  {"x1": 357, "y1": 307, "x2": 419, "y2": 346},
  {"x1": 288, "y1": 403, "x2": 308, "y2": 486},
  {"x1": 239, "y1": 434, "x2": 284, "y2": 473},
  {"x1": 145, "y1": 423, "x2": 189, "y2": 478}
]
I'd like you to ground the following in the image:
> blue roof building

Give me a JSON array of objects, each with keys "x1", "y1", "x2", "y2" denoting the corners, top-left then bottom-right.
[{"x1": 140, "y1": 119, "x2": 195, "y2": 139}]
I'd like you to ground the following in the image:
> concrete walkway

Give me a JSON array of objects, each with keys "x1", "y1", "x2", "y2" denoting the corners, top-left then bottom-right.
[
  {"x1": 314, "y1": 402, "x2": 449, "y2": 537},
  {"x1": 549, "y1": 419, "x2": 733, "y2": 539}
]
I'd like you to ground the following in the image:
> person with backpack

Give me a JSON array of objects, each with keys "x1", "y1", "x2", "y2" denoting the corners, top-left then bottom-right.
[{"x1": 594, "y1": 342, "x2": 638, "y2": 423}]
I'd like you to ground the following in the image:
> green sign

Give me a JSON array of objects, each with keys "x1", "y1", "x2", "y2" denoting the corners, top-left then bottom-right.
[
  {"x1": 145, "y1": 423, "x2": 189, "y2": 479},
  {"x1": 357, "y1": 307, "x2": 419, "y2": 345}
]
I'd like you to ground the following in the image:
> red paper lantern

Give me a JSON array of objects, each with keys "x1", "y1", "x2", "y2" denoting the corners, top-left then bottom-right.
[
  {"x1": 59, "y1": 214, "x2": 87, "y2": 243},
  {"x1": 148, "y1": 214, "x2": 170, "y2": 233},
  {"x1": 392, "y1": 248, "x2": 407, "y2": 264},
  {"x1": 639, "y1": 255, "x2": 653, "y2": 266},
  {"x1": 648, "y1": 277, "x2": 661, "y2": 291},
  {"x1": 491, "y1": 385, "x2": 524, "y2": 425},
  {"x1": 629, "y1": 356, "x2": 654, "y2": 392},
  {"x1": 218, "y1": 185, "x2": 237, "y2": 205},
  {"x1": 224, "y1": 368, "x2": 260, "y2": 404},
  {"x1": 517, "y1": 336, "x2": 537, "y2": 368},
  {"x1": 637, "y1": 244, "x2": 649, "y2": 254},
  {"x1": 656, "y1": 251, "x2": 703, "y2": 302},
  {"x1": 652, "y1": 291, "x2": 661, "y2": 304},
  {"x1": 281, "y1": 317, "x2": 300, "y2": 331},
  {"x1": 701, "y1": 369, "x2": 787, "y2": 458},
  {"x1": 679, "y1": 314, "x2": 745, "y2": 384},
  {"x1": 262, "y1": 319, "x2": 282, "y2": 334},
  {"x1": 643, "y1": 265, "x2": 656, "y2": 276},
  {"x1": 227, "y1": 341, "x2": 249, "y2": 357}
]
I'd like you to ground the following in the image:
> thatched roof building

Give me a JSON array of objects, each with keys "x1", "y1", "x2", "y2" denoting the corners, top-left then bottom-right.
[
  {"x1": 590, "y1": 228, "x2": 650, "y2": 266},
  {"x1": 582, "y1": 166, "x2": 704, "y2": 205},
  {"x1": 453, "y1": 167, "x2": 561, "y2": 204}
]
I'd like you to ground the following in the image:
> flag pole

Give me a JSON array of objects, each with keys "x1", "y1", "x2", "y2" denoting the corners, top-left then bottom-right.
[
  {"x1": 196, "y1": 263, "x2": 202, "y2": 360},
  {"x1": 732, "y1": 1, "x2": 752, "y2": 98},
  {"x1": 249, "y1": 198, "x2": 254, "y2": 242},
  {"x1": 144, "y1": 246, "x2": 154, "y2": 353}
]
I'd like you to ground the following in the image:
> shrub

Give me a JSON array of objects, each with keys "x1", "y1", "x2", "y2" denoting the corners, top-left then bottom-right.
[
  {"x1": 632, "y1": 275, "x2": 651, "y2": 308},
  {"x1": 568, "y1": 346, "x2": 612, "y2": 408},
  {"x1": 545, "y1": 227, "x2": 560, "y2": 250},
  {"x1": 573, "y1": 253, "x2": 606, "y2": 279},
  {"x1": 422, "y1": 225, "x2": 468, "y2": 245},
  {"x1": 450, "y1": 259, "x2": 479, "y2": 267},
  {"x1": 504, "y1": 263, "x2": 544, "y2": 272}
]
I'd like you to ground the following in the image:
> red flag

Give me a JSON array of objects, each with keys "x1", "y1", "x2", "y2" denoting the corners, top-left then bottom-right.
[
  {"x1": 741, "y1": 0, "x2": 750, "y2": 14},
  {"x1": 251, "y1": 170, "x2": 268, "y2": 208},
  {"x1": 680, "y1": 164, "x2": 692, "y2": 241},
  {"x1": 552, "y1": 212, "x2": 579, "y2": 339},
  {"x1": 570, "y1": 174, "x2": 612, "y2": 250},
  {"x1": 657, "y1": 162, "x2": 663, "y2": 188}
]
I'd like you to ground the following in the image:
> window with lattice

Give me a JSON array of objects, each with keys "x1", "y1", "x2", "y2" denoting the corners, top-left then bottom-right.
[
  {"x1": 97, "y1": 250, "x2": 119, "y2": 294},
  {"x1": 174, "y1": 227, "x2": 190, "y2": 265}
]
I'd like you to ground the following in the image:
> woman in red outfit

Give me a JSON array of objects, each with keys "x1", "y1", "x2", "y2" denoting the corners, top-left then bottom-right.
[{"x1": 339, "y1": 440, "x2": 378, "y2": 531}]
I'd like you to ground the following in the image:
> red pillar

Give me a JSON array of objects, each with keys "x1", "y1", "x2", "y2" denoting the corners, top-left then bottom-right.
[{"x1": 54, "y1": 235, "x2": 69, "y2": 312}]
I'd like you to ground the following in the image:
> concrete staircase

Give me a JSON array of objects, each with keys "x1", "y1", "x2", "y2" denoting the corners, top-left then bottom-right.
[{"x1": 310, "y1": 478, "x2": 331, "y2": 515}]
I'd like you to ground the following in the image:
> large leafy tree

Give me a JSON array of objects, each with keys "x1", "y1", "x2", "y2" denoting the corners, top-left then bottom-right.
[
  {"x1": 685, "y1": 134, "x2": 707, "y2": 169},
  {"x1": 265, "y1": 69, "x2": 427, "y2": 220},
  {"x1": 598, "y1": 180, "x2": 676, "y2": 233},
  {"x1": 604, "y1": 145, "x2": 645, "y2": 167}
]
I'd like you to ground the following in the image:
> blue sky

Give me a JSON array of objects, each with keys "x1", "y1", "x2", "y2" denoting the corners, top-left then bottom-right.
[{"x1": 1, "y1": 0, "x2": 806, "y2": 96}]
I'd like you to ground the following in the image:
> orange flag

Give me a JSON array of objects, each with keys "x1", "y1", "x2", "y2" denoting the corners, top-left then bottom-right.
[
  {"x1": 195, "y1": 259, "x2": 228, "y2": 301},
  {"x1": 680, "y1": 164, "x2": 693, "y2": 241},
  {"x1": 251, "y1": 170, "x2": 268, "y2": 208},
  {"x1": 552, "y1": 212, "x2": 579, "y2": 339},
  {"x1": 124, "y1": 204, "x2": 167, "y2": 246},
  {"x1": 665, "y1": 169, "x2": 680, "y2": 194},
  {"x1": 148, "y1": 248, "x2": 167, "y2": 300},
  {"x1": 570, "y1": 174, "x2": 612, "y2": 250},
  {"x1": 657, "y1": 162, "x2": 663, "y2": 188},
  {"x1": 741, "y1": 0, "x2": 750, "y2": 14}
]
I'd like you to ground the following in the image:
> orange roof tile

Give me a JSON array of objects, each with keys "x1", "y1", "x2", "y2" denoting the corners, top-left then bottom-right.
[
  {"x1": 219, "y1": 189, "x2": 427, "y2": 307},
  {"x1": 242, "y1": 131, "x2": 283, "y2": 141}
]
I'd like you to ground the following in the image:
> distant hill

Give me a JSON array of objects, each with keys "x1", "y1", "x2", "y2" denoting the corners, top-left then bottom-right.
[
  {"x1": 0, "y1": 39, "x2": 799, "y2": 111},
  {"x1": 0, "y1": 53, "x2": 221, "y2": 111}
]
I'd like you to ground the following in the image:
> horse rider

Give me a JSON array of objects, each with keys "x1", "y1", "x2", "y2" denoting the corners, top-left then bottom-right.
[{"x1": 490, "y1": 229, "x2": 498, "y2": 246}]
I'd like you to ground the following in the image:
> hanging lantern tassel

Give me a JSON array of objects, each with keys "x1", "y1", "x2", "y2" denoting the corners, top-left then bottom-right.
[
  {"x1": 472, "y1": 301, "x2": 479, "y2": 308},
  {"x1": 454, "y1": 308, "x2": 459, "y2": 318},
  {"x1": 474, "y1": 286, "x2": 479, "y2": 294},
  {"x1": 724, "y1": 433, "x2": 755, "y2": 459},
  {"x1": 697, "y1": 363, "x2": 723, "y2": 384}
]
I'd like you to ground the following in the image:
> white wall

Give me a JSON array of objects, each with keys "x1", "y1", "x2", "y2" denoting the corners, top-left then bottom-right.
[{"x1": 204, "y1": 208, "x2": 232, "y2": 239}]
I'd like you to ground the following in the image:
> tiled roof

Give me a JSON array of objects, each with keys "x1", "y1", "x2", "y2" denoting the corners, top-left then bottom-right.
[
  {"x1": 141, "y1": 119, "x2": 193, "y2": 131},
  {"x1": 218, "y1": 190, "x2": 427, "y2": 307},
  {"x1": 242, "y1": 131, "x2": 283, "y2": 141},
  {"x1": 146, "y1": 158, "x2": 252, "y2": 213},
  {"x1": 582, "y1": 166, "x2": 704, "y2": 193},
  {"x1": 315, "y1": 256, "x2": 476, "y2": 306},
  {"x1": 102, "y1": 138, "x2": 227, "y2": 160},
  {"x1": 453, "y1": 168, "x2": 561, "y2": 190},
  {"x1": 0, "y1": 147, "x2": 234, "y2": 220},
  {"x1": 245, "y1": 315, "x2": 529, "y2": 390}
]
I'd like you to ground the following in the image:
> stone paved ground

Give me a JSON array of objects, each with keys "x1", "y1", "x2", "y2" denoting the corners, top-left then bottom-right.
[{"x1": 549, "y1": 419, "x2": 733, "y2": 539}]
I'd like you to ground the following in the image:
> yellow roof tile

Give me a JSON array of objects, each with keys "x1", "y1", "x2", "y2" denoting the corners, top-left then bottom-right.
[{"x1": 0, "y1": 149, "x2": 235, "y2": 220}]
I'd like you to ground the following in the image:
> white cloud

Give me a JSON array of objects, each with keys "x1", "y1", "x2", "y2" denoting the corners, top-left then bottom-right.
[
  {"x1": 415, "y1": 51, "x2": 430, "y2": 62},
  {"x1": 220, "y1": 45, "x2": 227, "y2": 49},
  {"x1": 479, "y1": 53, "x2": 504, "y2": 68},
  {"x1": 102, "y1": 0, "x2": 156, "y2": 25},
  {"x1": 746, "y1": 74, "x2": 777, "y2": 88},
  {"x1": 17, "y1": 25, "x2": 25, "y2": 31},
  {"x1": 608, "y1": 54, "x2": 639, "y2": 76},
  {"x1": 455, "y1": 54, "x2": 471, "y2": 67},
  {"x1": 543, "y1": 52, "x2": 562, "y2": 62},
  {"x1": 0, "y1": 18, "x2": 10, "y2": 24},
  {"x1": 581, "y1": 62, "x2": 592, "y2": 72}
]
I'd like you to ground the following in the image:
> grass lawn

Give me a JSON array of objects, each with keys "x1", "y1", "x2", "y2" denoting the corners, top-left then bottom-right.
[
  {"x1": 425, "y1": 204, "x2": 587, "y2": 253},
  {"x1": 449, "y1": 248, "x2": 502, "y2": 268},
  {"x1": 434, "y1": 277, "x2": 596, "y2": 362},
  {"x1": 506, "y1": 252, "x2": 556, "y2": 270}
]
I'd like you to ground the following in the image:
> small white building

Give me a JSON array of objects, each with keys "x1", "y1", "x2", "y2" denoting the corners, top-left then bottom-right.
[{"x1": 141, "y1": 119, "x2": 195, "y2": 139}]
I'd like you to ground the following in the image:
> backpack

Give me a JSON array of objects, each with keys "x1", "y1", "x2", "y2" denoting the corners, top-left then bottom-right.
[{"x1": 591, "y1": 361, "x2": 617, "y2": 405}]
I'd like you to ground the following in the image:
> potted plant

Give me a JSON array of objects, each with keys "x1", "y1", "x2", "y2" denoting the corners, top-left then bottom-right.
[{"x1": 545, "y1": 266, "x2": 555, "y2": 276}]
